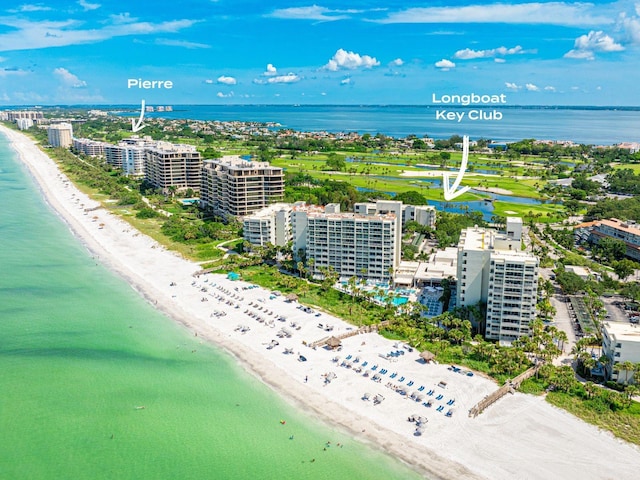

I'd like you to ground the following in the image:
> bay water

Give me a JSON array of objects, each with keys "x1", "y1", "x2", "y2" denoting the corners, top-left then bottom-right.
[
  {"x1": 148, "y1": 104, "x2": 640, "y2": 145},
  {"x1": 0, "y1": 133, "x2": 422, "y2": 479}
]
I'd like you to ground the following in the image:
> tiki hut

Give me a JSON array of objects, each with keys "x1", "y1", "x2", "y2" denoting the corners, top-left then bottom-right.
[
  {"x1": 326, "y1": 336, "x2": 342, "y2": 349},
  {"x1": 285, "y1": 293, "x2": 298, "y2": 302},
  {"x1": 419, "y1": 350, "x2": 436, "y2": 364}
]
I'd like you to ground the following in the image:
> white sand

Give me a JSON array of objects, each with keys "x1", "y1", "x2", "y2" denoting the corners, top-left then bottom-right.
[
  {"x1": 4, "y1": 125, "x2": 640, "y2": 480},
  {"x1": 472, "y1": 186, "x2": 514, "y2": 195}
]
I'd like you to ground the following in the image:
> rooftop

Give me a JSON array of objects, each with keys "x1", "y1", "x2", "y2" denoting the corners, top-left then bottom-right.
[{"x1": 603, "y1": 322, "x2": 640, "y2": 342}]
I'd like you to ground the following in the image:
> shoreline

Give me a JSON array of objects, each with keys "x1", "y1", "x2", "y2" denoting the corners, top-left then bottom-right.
[{"x1": 3, "y1": 124, "x2": 640, "y2": 480}]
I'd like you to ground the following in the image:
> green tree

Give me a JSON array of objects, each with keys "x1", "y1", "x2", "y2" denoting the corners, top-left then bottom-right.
[
  {"x1": 612, "y1": 259, "x2": 638, "y2": 281},
  {"x1": 395, "y1": 190, "x2": 428, "y2": 205}
]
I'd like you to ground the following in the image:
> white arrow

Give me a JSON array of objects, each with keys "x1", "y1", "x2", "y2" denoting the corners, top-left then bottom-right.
[
  {"x1": 131, "y1": 99, "x2": 146, "y2": 133},
  {"x1": 442, "y1": 135, "x2": 471, "y2": 201}
]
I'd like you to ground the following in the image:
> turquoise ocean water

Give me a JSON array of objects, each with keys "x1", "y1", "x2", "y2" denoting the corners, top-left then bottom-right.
[{"x1": 0, "y1": 132, "x2": 423, "y2": 479}]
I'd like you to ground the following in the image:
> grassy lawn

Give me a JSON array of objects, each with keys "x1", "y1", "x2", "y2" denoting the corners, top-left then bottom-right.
[{"x1": 101, "y1": 206, "x2": 225, "y2": 262}]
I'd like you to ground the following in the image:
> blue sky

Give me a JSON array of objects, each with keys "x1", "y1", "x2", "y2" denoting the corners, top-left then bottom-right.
[{"x1": 0, "y1": 0, "x2": 638, "y2": 105}]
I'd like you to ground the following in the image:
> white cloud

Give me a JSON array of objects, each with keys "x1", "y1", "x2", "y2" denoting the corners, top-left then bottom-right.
[
  {"x1": 494, "y1": 58, "x2": 506, "y2": 63},
  {"x1": 340, "y1": 77, "x2": 352, "y2": 85},
  {"x1": 390, "y1": 58, "x2": 404, "y2": 66},
  {"x1": 268, "y1": 5, "x2": 355, "y2": 21},
  {"x1": 564, "y1": 30, "x2": 624, "y2": 60},
  {"x1": 376, "y1": 3, "x2": 613, "y2": 27},
  {"x1": 268, "y1": 73, "x2": 300, "y2": 84},
  {"x1": 525, "y1": 83, "x2": 540, "y2": 91},
  {"x1": 217, "y1": 91, "x2": 234, "y2": 98},
  {"x1": 109, "y1": 13, "x2": 138, "y2": 24},
  {"x1": 617, "y1": 11, "x2": 640, "y2": 44},
  {"x1": 10, "y1": 4, "x2": 52, "y2": 12},
  {"x1": 264, "y1": 63, "x2": 277, "y2": 76},
  {"x1": 324, "y1": 48, "x2": 380, "y2": 71},
  {"x1": 204, "y1": 79, "x2": 214, "y2": 84},
  {"x1": 435, "y1": 59, "x2": 455, "y2": 70},
  {"x1": 505, "y1": 82, "x2": 521, "y2": 91},
  {"x1": 217, "y1": 75, "x2": 237, "y2": 85},
  {"x1": 53, "y1": 67, "x2": 87, "y2": 88},
  {"x1": 544, "y1": 86, "x2": 557, "y2": 91},
  {"x1": 78, "y1": 0, "x2": 100, "y2": 11},
  {"x1": 454, "y1": 45, "x2": 533, "y2": 60},
  {"x1": 0, "y1": 17, "x2": 198, "y2": 52},
  {"x1": 156, "y1": 38, "x2": 210, "y2": 49}
]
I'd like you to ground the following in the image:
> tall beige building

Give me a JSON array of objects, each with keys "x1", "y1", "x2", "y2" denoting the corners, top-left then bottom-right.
[
  {"x1": 200, "y1": 156, "x2": 284, "y2": 218},
  {"x1": 47, "y1": 123, "x2": 73, "y2": 148},
  {"x1": 144, "y1": 142, "x2": 202, "y2": 192}
]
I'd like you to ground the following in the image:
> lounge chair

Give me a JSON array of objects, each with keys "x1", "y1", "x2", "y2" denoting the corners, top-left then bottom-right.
[
  {"x1": 436, "y1": 394, "x2": 443, "y2": 400},
  {"x1": 372, "y1": 365, "x2": 378, "y2": 371},
  {"x1": 407, "y1": 381, "x2": 414, "y2": 386},
  {"x1": 436, "y1": 405, "x2": 444, "y2": 412},
  {"x1": 390, "y1": 372, "x2": 397, "y2": 378},
  {"x1": 346, "y1": 354, "x2": 352, "y2": 360},
  {"x1": 446, "y1": 410, "x2": 453, "y2": 417},
  {"x1": 418, "y1": 386, "x2": 425, "y2": 391},
  {"x1": 399, "y1": 376, "x2": 405, "y2": 382},
  {"x1": 362, "y1": 361, "x2": 368, "y2": 367}
]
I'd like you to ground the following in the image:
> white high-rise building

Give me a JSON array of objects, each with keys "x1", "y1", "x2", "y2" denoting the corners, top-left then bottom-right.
[
  {"x1": 602, "y1": 322, "x2": 640, "y2": 383},
  {"x1": 456, "y1": 220, "x2": 539, "y2": 344},
  {"x1": 293, "y1": 203, "x2": 398, "y2": 283},
  {"x1": 242, "y1": 203, "x2": 292, "y2": 247},
  {"x1": 47, "y1": 123, "x2": 73, "y2": 148},
  {"x1": 354, "y1": 201, "x2": 436, "y2": 229},
  {"x1": 16, "y1": 118, "x2": 34, "y2": 130}
]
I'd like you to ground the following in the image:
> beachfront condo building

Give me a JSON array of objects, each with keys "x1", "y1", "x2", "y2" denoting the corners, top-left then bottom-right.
[
  {"x1": 292, "y1": 203, "x2": 399, "y2": 283},
  {"x1": 575, "y1": 218, "x2": 640, "y2": 262},
  {"x1": 16, "y1": 118, "x2": 34, "y2": 130},
  {"x1": 602, "y1": 322, "x2": 640, "y2": 383},
  {"x1": 144, "y1": 142, "x2": 202, "y2": 192},
  {"x1": 242, "y1": 203, "x2": 292, "y2": 247},
  {"x1": 47, "y1": 123, "x2": 73, "y2": 148},
  {"x1": 4, "y1": 110, "x2": 44, "y2": 122},
  {"x1": 354, "y1": 202, "x2": 436, "y2": 229},
  {"x1": 456, "y1": 220, "x2": 539, "y2": 344},
  {"x1": 200, "y1": 156, "x2": 284, "y2": 218},
  {"x1": 104, "y1": 137, "x2": 157, "y2": 176},
  {"x1": 73, "y1": 138, "x2": 108, "y2": 157}
]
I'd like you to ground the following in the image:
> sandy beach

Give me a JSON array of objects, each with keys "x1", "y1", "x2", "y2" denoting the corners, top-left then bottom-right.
[{"x1": 4, "y1": 124, "x2": 640, "y2": 479}]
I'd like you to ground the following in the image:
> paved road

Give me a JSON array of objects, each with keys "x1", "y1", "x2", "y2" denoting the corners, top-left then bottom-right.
[{"x1": 551, "y1": 294, "x2": 578, "y2": 366}]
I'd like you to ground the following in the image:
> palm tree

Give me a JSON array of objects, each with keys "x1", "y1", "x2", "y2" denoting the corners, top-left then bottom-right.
[
  {"x1": 619, "y1": 360, "x2": 636, "y2": 385},
  {"x1": 624, "y1": 384, "x2": 639, "y2": 401},
  {"x1": 584, "y1": 381, "x2": 596, "y2": 399}
]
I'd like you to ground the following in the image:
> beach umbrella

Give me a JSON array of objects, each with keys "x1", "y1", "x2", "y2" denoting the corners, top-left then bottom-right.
[
  {"x1": 419, "y1": 351, "x2": 436, "y2": 363},
  {"x1": 326, "y1": 336, "x2": 342, "y2": 349}
]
